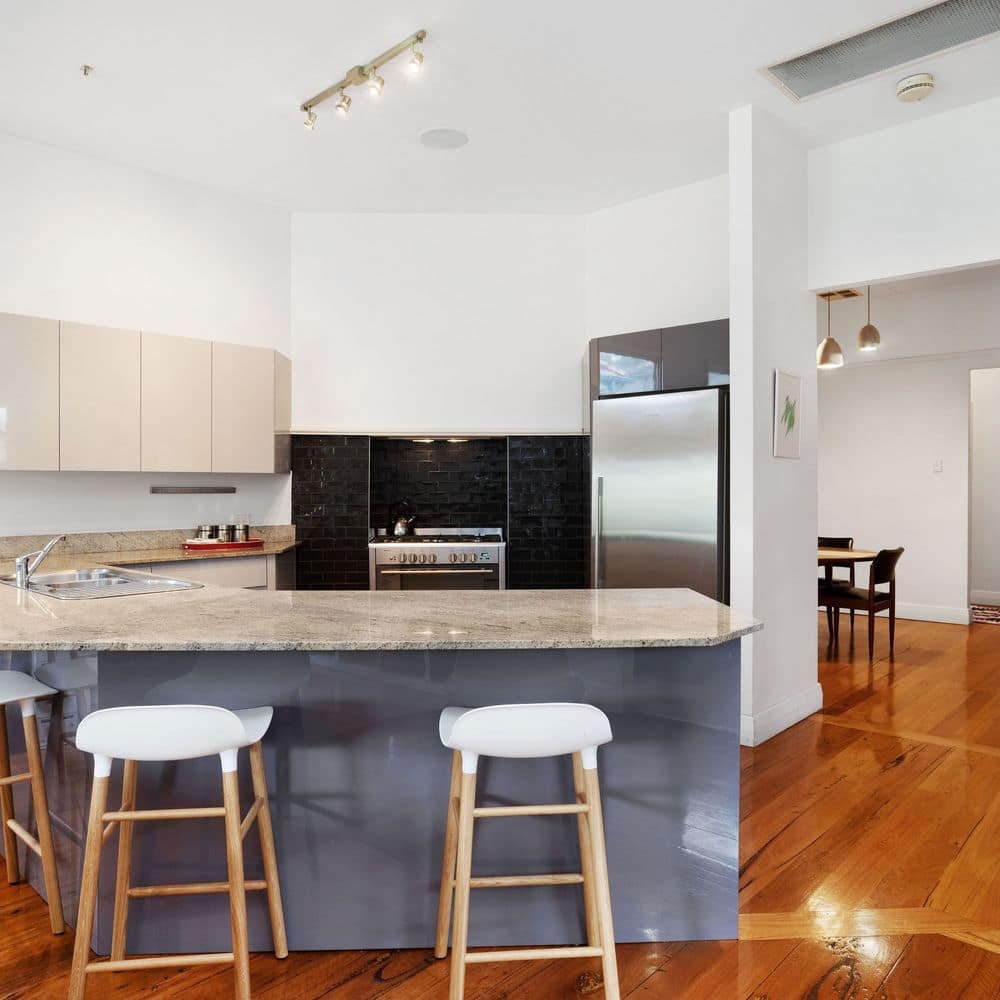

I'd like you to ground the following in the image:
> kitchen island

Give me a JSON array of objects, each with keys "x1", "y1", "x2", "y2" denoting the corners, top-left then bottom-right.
[{"x1": 0, "y1": 585, "x2": 758, "y2": 955}]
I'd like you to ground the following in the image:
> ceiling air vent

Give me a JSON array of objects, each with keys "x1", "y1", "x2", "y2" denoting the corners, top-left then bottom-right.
[{"x1": 766, "y1": 0, "x2": 1000, "y2": 100}]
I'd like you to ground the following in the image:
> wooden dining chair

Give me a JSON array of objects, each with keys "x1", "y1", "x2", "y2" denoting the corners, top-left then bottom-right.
[
  {"x1": 817, "y1": 548, "x2": 905, "y2": 660},
  {"x1": 818, "y1": 535, "x2": 855, "y2": 641}
]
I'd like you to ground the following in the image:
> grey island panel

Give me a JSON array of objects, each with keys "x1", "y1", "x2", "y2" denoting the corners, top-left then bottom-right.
[{"x1": 3, "y1": 641, "x2": 740, "y2": 953}]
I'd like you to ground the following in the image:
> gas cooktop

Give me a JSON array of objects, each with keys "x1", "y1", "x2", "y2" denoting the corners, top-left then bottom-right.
[{"x1": 369, "y1": 528, "x2": 504, "y2": 545}]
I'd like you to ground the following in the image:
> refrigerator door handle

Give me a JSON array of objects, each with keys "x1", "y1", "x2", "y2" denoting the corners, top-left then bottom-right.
[{"x1": 594, "y1": 475, "x2": 604, "y2": 588}]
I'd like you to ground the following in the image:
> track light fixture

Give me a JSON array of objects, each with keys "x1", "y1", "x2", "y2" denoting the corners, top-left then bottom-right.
[{"x1": 299, "y1": 29, "x2": 426, "y2": 127}]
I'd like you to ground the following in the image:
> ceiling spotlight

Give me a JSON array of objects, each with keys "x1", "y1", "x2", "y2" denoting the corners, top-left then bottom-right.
[
  {"x1": 297, "y1": 30, "x2": 426, "y2": 125},
  {"x1": 857, "y1": 285, "x2": 881, "y2": 352},
  {"x1": 817, "y1": 299, "x2": 845, "y2": 370},
  {"x1": 80, "y1": 64, "x2": 94, "y2": 77},
  {"x1": 303, "y1": 109, "x2": 317, "y2": 130}
]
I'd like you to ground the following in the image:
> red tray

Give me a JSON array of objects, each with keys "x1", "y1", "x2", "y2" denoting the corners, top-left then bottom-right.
[{"x1": 182, "y1": 539, "x2": 265, "y2": 552}]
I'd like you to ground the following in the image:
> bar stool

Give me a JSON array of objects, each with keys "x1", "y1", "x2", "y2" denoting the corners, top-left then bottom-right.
[
  {"x1": 0, "y1": 672, "x2": 64, "y2": 934},
  {"x1": 69, "y1": 704, "x2": 288, "y2": 1000},
  {"x1": 434, "y1": 702, "x2": 619, "y2": 1000}
]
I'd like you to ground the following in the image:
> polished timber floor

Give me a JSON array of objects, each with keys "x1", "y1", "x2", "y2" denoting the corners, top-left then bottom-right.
[{"x1": 3, "y1": 616, "x2": 1000, "y2": 998}]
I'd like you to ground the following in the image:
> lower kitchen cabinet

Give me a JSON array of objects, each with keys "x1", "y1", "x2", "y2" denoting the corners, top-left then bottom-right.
[{"x1": 147, "y1": 552, "x2": 294, "y2": 590}]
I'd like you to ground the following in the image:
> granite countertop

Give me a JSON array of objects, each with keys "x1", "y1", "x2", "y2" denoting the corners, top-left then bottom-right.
[
  {"x1": 0, "y1": 585, "x2": 760, "y2": 652},
  {"x1": 0, "y1": 526, "x2": 298, "y2": 580}
]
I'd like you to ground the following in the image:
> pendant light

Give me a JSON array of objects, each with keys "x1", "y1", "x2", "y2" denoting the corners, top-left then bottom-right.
[
  {"x1": 817, "y1": 299, "x2": 845, "y2": 369},
  {"x1": 857, "y1": 285, "x2": 881, "y2": 352}
]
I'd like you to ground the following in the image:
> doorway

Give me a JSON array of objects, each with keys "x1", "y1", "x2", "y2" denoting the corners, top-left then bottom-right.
[{"x1": 970, "y1": 368, "x2": 1000, "y2": 623}]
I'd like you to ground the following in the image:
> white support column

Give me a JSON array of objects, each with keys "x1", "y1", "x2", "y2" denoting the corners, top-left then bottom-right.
[{"x1": 729, "y1": 105, "x2": 821, "y2": 747}]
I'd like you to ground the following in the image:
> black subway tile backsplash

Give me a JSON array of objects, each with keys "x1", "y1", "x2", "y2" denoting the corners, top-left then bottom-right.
[
  {"x1": 369, "y1": 438, "x2": 507, "y2": 533},
  {"x1": 291, "y1": 434, "x2": 590, "y2": 591},
  {"x1": 507, "y1": 436, "x2": 590, "y2": 590},
  {"x1": 291, "y1": 436, "x2": 370, "y2": 590}
]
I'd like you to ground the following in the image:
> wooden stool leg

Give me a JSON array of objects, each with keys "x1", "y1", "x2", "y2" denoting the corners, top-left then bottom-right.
[
  {"x1": 69, "y1": 772, "x2": 110, "y2": 1000},
  {"x1": 23, "y1": 706, "x2": 64, "y2": 934},
  {"x1": 222, "y1": 766, "x2": 251, "y2": 1000},
  {"x1": 583, "y1": 766, "x2": 620, "y2": 1000},
  {"x1": 449, "y1": 768, "x2": 477, "y2": 1000},
  {"x1": 435, "y1": 750, "x2": 462, "y2": 959},
  {"x1": 572, "y1": 753, "x2": 600, "y2": 948},
  {"x1": 0, "y1": 707, "x2": 20, "y2": 885},
  {"x1": 110, "y1": 760, "x2": 138, "y2": 960},
  {"x1": 248, "y1": 742, "x2": 288, "y2": 959}
]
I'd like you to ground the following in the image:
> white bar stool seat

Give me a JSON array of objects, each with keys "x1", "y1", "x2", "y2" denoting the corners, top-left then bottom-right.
[
  {"x1": 435, "y1": 702, "x2": 620, "y2": 1000},
  {"x1": 69, "y1": 704, "x2": 288, "y2": 1000},
  {"x1": 0, "y1": 671, "x2": 64, "y2": 934}
]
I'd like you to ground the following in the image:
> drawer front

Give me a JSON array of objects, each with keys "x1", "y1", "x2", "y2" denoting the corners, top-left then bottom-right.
[{"x1": 148, "y1": 556, "x2": 268, "y2": 589}]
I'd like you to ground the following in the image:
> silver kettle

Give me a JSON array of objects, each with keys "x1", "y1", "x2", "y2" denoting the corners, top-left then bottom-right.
[{"x1": 390, "y1": 501, "x2": 417, "y2": 537}]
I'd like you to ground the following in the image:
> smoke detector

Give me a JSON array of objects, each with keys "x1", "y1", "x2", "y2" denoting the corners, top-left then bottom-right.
[{"x1": 897, "y1": 72, "x2": 935, "y2": 101}]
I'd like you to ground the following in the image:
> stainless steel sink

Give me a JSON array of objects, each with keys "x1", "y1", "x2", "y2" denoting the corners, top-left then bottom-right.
[{"x1": 0, "y1": 566, "x2": 204, "y2": 600}]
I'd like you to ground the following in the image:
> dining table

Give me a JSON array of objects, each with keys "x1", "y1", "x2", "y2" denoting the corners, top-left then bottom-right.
[{"x1": 818, "y1": 547, "x2": 878, "y2": 584}]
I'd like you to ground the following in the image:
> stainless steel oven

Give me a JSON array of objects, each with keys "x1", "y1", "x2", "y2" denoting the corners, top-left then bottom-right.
[{"x1": 369, "y1": 528, "x2": 506, "y2": 591}]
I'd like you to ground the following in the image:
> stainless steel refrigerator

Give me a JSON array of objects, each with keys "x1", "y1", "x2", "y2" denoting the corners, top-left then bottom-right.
[{"x1": 591, "y1": 388, "x2": 729, "y2": 601}]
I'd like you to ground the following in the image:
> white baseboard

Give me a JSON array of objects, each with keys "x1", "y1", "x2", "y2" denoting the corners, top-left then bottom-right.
[
  {"x1": 897, "y1": 603, "x2": 971, "y2": 625},
  {"x1": 740, "y1": 682, "x2": 823, "y2": 748},
  {"x1": 971, "y1": 590, "x2": 1000, "y2": 607},
  {"x1": 838, "y1": 603, "x2": 971, "y2": 625}
]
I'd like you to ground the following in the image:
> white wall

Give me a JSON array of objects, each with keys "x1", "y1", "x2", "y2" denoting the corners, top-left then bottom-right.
[
  {"x1": 809, "y1": 96, "x2": 1000, "y2": 290},
  {"x1": 291, "y1": 213, "x2": 586, "y2": 434},
  {"x1": 0, "y1": 473, "x2": 291, "y2": 536},
  {"x1": 0, "y1": 132, "x2": 292, "y2": 533},
  {"x1": 584, "y1": 176, "x2": 729, "y2": 341},
  {"x1": 969, "y1": 368, "x2": 1000, "y2": 606},
  {"x1": 730, "y1": 106, "x2": 820, "y2": 747},
  {"x1": 818, "y1": 353, "x2": 1000, "y2": 624}
]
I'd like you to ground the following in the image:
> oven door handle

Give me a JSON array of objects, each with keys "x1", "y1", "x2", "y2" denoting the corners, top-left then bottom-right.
[{"x1": 378, "y1": 568, "x2": 495, "y2": 575}]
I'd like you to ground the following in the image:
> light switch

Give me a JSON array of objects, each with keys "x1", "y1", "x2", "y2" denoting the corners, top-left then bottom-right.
[{"x1": 933, "y1": 459, "x2": 944, "y2": 473}]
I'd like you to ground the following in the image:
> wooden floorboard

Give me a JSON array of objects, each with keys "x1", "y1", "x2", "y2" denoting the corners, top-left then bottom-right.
[{"x1": 2, "y1": 615, "x2": 1000, "y2": 997}]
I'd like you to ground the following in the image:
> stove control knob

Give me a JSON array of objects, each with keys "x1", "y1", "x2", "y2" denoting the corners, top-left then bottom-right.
[
  {"x1": 410, "y1": 553, "x2": 419, "y2": 564},
  {"x1": 469, "y1": 553, "x2": 478, "y2": 563},
  {"x1": 449, "y1": 553, "x2": 457, "y2": 563},
  {"x1": 430, "y1": 553, "x2": 437, "y2": 563},
  {"x1": 419, "y1": 553, "x2": 426, "y2": 564}
]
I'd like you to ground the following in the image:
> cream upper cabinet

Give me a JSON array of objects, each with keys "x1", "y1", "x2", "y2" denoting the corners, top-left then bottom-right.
[
  {"x1": 141, "y1": 332, "x2": 212, "y2": 472},
  {"x1": 60, "y1": 322, "x2": 141, "y2": 471},
  {"x1": 212, "y1": 342, "x2": 278, "y2": 473},
  {"x1": 0, "y1": 313, "x2": 60, "y2": 470}
]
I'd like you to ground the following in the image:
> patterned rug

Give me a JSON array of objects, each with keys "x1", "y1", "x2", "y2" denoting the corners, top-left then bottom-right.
[{"x1": 971, "y1": 604, "x2": 1000, "y2": 625}]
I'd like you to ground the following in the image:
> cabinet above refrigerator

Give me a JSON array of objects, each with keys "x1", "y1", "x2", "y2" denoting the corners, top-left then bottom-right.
[{"x1": 588, "y1": 319, "x2": 730, "y2": 403}]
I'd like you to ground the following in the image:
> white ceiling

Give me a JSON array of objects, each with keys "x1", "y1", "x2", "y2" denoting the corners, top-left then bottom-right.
[{"x1": 3, "y1": 1, "x2": 1000, "y2": 213}]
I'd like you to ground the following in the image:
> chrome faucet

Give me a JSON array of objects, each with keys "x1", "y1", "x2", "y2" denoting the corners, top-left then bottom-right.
[{"x1": 14, "y1": 535, "x2": 66, "y2": 589}]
